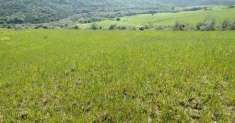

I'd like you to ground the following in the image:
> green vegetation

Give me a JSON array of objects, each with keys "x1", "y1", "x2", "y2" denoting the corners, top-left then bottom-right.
[
  {"x1": 0, "y1": 0, "x2": 170, "y2": 24},
  {"x1": 0, "y1": 0, "x2": 235, "y2": 25},
  {"x1": 0, "y1": 30, "x2": 234, "y2": 122},
  {"x1": 0, "y1": 0, "x2": 234, "y2": 122},
  {"x1": 81, "y1": 7, "x2": 235, "y2": 30}
]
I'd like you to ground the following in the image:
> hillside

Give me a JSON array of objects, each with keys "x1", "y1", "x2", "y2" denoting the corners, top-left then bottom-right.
[
  {"x1": 0, "y1": 0, "x2": 235, "y2": 24},
  {"x1": 80, "y1": 7, "x2": 235, "y2": 29},
  {"x1": 0, "y1": 0, "x2": 168, "y2": 24}
]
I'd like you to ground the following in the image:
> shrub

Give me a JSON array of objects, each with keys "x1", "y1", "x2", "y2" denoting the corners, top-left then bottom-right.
[
  {"x1": 117, "y1": 26, "x2": 127, "y2": 30},
  {"x1": 5, "y1": 25, "x2": 13, "y2": 29},
  {"x1": 221, "y1": 20, "x2": 232, "y2": 30},
  {"x1": 34, "y1": 25, "x2": 48, "y2": 29},
  {"x1": 138, "y1": 25, "x2": 151, "y2": 31},
  {"x1": 173, "y1": 22, "x2": 187, "y2": 31},
  {"x1": 196, "y1": 19, "x2": 216, "y2": 31},
  {"x1": 131, "y1": 27, "x2": 137, "y2": 30},
  {"x1": 144, "y1": 25, "x2": 150, "y2": 30},
  {"x1": 109, "y1": 24, "x2": 117, "y2": 30},
  {"x1": 231, "y1": 21, "x2": 235, "y2": 30},
  {"x1": 99, "y1": 26, "x2": 103, "y2": 30},
  {"x1": 72, "y1": 25, "x2": 79, "y2": 29},
  {"x1": 155, "y1": 25, "x2": 169, "y2": 30},
  {"x1": 90, "y1": 23, "x2": 99, "y2": 30},
  {"x1": 116, "y1": 18, "x2": 121, "y2": 21},
  {"x1": 228, "y1": 5, "x2": 235, "y2": 8},
  {"x1": 221, "y1": 20, "x2": 235, "y2": 30},
  {"x1": 138, "y1": 26, "x2": 145, "y2": 31}
]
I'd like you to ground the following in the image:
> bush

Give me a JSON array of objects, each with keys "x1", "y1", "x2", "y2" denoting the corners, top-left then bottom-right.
[
  {"x1": 109, "y1": 24, "x2": 117, "y2": 30},
  {"x1": 72, "y1": 25, "x2": 79, "y2": 29},
  {"x1": 196, "y1": 19, "x2": 216, "y2": 31},
  {"x1": 138, "y1": 26, "x2": 145, "y2": 31},
  {"x1": 4, "y1": 25, "x2": 13, "y2": 29},
  {"x1": 232, "y1": 22, "x2": 235, "y2": 30},
  {"x1": 228, "y1": 5, "x2": 235, "y2": 8},
  {"x1": 221, "y1": 20, "x2": 232, "y2": 30},
  {"x1": 221, "y1": 20, "x2": 235, "y2": 30},
  {"x1": 138, "y1": 25, "x2": 151, "y2": 31},
  {"x1": 34, "y1": 25, "x2": 49, "y2": 29},
  {"x1": 173, "y1": 22, "x2": 187, "y2": 31},
  {"x1": 99, "y1": 26, "x2": 103, "y2": 30},
  {"x1": 155, "y1": 25, "x2": 169, "y2": 30},
  {"x1": 116, "y1": 18, "x2": 121, "y2": 21},
  {"x1": 131, "y1": 27, "x2": 137, "y2": 30},
  {"x1": 117, "y1": 26, "x2": 127, "y2": 30},
  {"x1": 90, "y1": 23, "x2": 99, "y2": 30}
]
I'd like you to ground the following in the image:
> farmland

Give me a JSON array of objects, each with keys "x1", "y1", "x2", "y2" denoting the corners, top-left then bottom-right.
[{"x1": 0, "y1": 30, "x2": 234, "y2": 122}]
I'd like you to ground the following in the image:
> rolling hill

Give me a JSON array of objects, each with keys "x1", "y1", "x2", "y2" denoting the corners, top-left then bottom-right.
[
  {"x1": 79, "y1": 6, "x2": 235, "y2": 29},
  {"x1": 0, "y1": 0, "x2": 235, "y2": 24}
]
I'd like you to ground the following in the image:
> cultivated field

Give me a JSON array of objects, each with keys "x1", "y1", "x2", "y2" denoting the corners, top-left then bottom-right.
[{"x1": 0, "y1": 30, "x2": 235, "y2": 122}]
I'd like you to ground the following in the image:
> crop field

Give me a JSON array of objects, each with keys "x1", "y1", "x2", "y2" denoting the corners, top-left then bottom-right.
[
  {"x1": 80, "y1": 7, "x2": 235, "y2": 29},
  {"x1": 0, "y1": 30, "x2": 235, "y2": 122}
]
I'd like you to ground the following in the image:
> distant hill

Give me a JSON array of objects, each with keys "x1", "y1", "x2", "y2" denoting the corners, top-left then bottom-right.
[
  {"x1": 0, "y1": 0, "x2": 234, "y2": 24},
  {"x1": 80, "y1": 7, "x2": 235, "y2": 29}
]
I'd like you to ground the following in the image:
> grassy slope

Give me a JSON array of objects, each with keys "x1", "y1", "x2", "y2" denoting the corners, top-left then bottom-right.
[
  {"x1": 80, "y1": 7, "x2": 235, "y2": 29},
  {"x1": 0, "y1": 30, "x2": 235, "y2": 122}
]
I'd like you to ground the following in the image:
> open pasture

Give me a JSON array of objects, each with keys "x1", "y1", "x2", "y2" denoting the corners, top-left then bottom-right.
[{"x1": 0, "y1": 30, "x2": 235, "y2": 122}]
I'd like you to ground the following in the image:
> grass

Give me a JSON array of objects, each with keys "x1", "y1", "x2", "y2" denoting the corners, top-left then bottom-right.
[
  {"x1": 0, "y1": 30, "x2": 235, "y2": 122},
  {"x1": 80, "y1": 7, "x2": 235, "y2": 29}
]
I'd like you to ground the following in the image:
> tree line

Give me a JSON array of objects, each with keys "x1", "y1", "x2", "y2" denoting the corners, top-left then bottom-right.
[{"x1": 1, "y1": 19, "x2": 235, "y2": 31}]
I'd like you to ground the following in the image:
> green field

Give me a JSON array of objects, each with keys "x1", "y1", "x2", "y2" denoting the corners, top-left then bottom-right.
[
  {"x1": 0, "y1": 30, "x2": 235, "y2": 122},
  {"x1": 80, "y1": 7, "x2": 235, "y2": 29}
]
